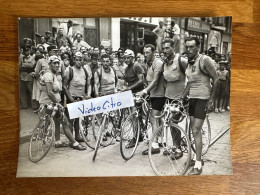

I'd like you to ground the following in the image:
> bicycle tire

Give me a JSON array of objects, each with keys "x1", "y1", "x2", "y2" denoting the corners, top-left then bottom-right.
[
  {"x1": 79, "y1": 115, "x2": 100, "y2": 149},
  {"x1": 28, "y1": 117, "x2": 55, "y2": 163},
  {"x1": 148, "y1": 124, "x2": 191, "y2": 176},
  {"x1": 188, "y1": 115, "x2": 211, "y2": 156},
  {"x1": 120, "y1": 112, "x2": 140, "y2": 161},
  {"x1": 92, "y1": 115, "x2": 106, "y2": 161},
  {"x1": 100, "y1": 114, "x2": 115, "y2": 147}
]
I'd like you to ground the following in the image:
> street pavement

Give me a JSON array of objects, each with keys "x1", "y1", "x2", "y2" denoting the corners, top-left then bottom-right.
[{"x1": 17, "y1": 109, "x2": 232, "y2": 177}]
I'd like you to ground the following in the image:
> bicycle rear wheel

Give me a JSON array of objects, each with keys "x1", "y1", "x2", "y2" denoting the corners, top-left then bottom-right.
[
  {"x1": 188, "y1": 116, "x2": 211, "y2": 155},
  {"x1": 28, "y1": 117, "x2": 55, "y2": 163},
  {"x1": 149, "y1": 124, "x2": 191, "y2": 176},
  {"x1": 79, "y1": 115, "x2": 100, "y2": 149},
  {"x1": 120, "y1": 113, "x2": 140, "y2": 160}
]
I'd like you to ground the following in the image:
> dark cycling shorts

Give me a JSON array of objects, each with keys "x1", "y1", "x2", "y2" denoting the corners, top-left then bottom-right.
[
  {"x1": 150, "y1": 97, "x2": 166, "y2": 111},
  {"x1": 188, "y1": 98, "x2": 208, "y2": 120}
]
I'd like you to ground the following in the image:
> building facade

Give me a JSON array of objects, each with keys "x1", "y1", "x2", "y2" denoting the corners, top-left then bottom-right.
[{"x1": 18, "y1": 17, "x2": 232, "y2": 55}]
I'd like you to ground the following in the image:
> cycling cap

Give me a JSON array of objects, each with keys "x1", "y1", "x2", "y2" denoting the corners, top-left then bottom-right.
[
  {"x1": 75, "y1": 51, "x2": 83, "y2": 58},
  {"x1": 123, "y1": 49, "x2": 135, "y2": 58},
  {"x1": 48, "y1": 55, "x2": 60, "y2": 64}
]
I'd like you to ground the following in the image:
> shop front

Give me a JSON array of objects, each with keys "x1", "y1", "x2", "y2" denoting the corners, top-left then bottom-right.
[
  {"x1": 185, "y1": 18, "x2": 211, "y2": 53},
  {"x1": 120, "y1": 18, "x2": 157, "y2": 54}
]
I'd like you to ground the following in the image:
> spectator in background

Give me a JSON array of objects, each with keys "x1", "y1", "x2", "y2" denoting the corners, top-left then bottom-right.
[
  {"x1": 136, "y1": 53, "x2": 147, "y2": 76},
  {"x1": 19, "y1": 46, "x2": 36, "y2": 109},
  {"x1": 152, "y1": 21, "x2": 165, "y2": 53},
  {"x1": 73, "y1": 33, "x2": 91, "y2": 51},
  {"x1": 100, "y1": 48, "x2": 107, "y2": 56},
  {"x1": 166, "y1": 20, "x2": 180, "y2": 51},
  {"x1": 59, "y1": 40, "x2": 71, "y2": 54},
  {"x1": 160, "y1": 52, "x2": 166, "y2": 61},
  {"x1": 59, "y1": 20, "x2": 74, "y2": 42},
  {"x1": 56, "y1": 28, "x2": 72, "y2": 49},
  {"x1": 112, "y1": 57, "x2": 127, "y2": 91},
  {"x1": 45, "y1": 31, "x2": 56, "y2": 46},
  {"x1": 37, "y1": 36, "x2": 49, "y2": 51},
  {"x1": 214, "y1": 61, "x2": 229, "y2": 113},
  {"x1": 213, "y1": 53, "x2": 221, "y2": 70},
  {"x1": 154, "y1": 51, "x2": 161, "y2": 59}
]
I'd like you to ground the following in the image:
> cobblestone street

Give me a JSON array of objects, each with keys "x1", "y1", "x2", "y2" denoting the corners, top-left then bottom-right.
[{"x1": 17, "y1": 109, "x2": 232, "y2": 177}]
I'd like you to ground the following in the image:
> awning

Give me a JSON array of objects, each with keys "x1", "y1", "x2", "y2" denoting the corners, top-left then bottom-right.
[{"x1": 212, "y1": 25, "x2": 226, "y2": 31}]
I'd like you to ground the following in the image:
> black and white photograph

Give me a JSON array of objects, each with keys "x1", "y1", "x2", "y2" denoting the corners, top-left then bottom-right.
[{"x1": 17, "y1": 17, "x2": 232, "y2": 177}]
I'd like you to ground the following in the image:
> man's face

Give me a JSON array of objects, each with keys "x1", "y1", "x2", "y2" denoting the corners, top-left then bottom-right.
[
  {"x1": 93, "y1": 48, "x2": 99, "y2": 54},
  {"x1": 143, "y1": 47, "x2": 153, "y2": 62},
  {"x1": 59, "y1": 29, "x2": 64, "y2": 35},
  {"x1": 80, "y1": 47, "x2": 86, "y2": 53},
  {"x1": 24, "y1": 50, "x2": 30, "y2": 56},
  {"x1": 220, "y1": 64, "x2": 225, "y2": 70},
  {"x1": 72, "y1": 47, "x2": 77, "y2": 54},
  {"x1": 63, "y1": 41, "x2": 68, "y2": 47},
  {"x1": 185, "y1": 40, "x2": 200, "y2": 59},
  {"x1": 185, "y1": 40, "x2": 199, "y2": 60},
  {"x1": 102, "y1": 57, "x2": 111, "y2": 69},
  {"x1": 119, "y1": 57, "x2": 124, "y2": 64},
  {"x1": 50, "y1": 61, "x2": 60, "y2": 73},
  {"x1": 46, "y1": 33, "x2": 51, "y2": 38},
  {"x1": 76, "y1": 35, "x2": 81, "y2": 42},
  {"x1": 91, "y1": 58, "x2": 98, "y2": 66},
  {"x1": 160, "y1": 53, "x2": 165, "y2": 60},
  {"x1": 38, "y1": 46, "x2": 44, "y2": 53},
  {"x1": 154, "y1": 52, "x2": 160, "y2": 59},
  {"x1": 163, "y1": 42, "x2": 174, "y2": 58},
  {"x1": 113, "y1": 59, "x2": 118, "y2": 67},
  {"x1": 49, "y1": 49, "x2": 58, "y2": 56},
  {"x1": 124, "y1": 56, "x2": 133, "y2": 65},
  {"x1": 75, "y1": 56, "x2": 83, "y2": 68},
  {"x1": 100, "y1": 49, "x2": 106, "y2": 56}
]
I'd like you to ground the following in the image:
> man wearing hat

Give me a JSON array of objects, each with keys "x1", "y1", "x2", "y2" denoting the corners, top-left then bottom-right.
[
  {"x1": 56, "y1": 28, "x2": 73, "y2": 49},
  {"x1": 19, "y1": 45, "x2": 36, "y2": 109},
  {"x1": 73, "y1": 33, "x2": 91, "y2": 51},
  {"x1": 45, "y1": 31, "x2": 56, "y2": 46},
  {"x1": 123, "y1": 49, "x2": 145, "y2": 93}
]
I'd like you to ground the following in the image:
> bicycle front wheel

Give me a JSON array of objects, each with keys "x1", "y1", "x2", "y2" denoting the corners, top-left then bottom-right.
[
  {"x1": 79, "y1": 115, "x2": 100, "y2": 149},
  {"x1": 188, "y1": 116, "x2": 211, "y2": 155},
  {"x1": 28, "y1": 117, "x2": 55, "y2": 163},
  {"x1": 120, "y1": 113, "x2": 140, "y2": 160},
  {"x1": 92, "y1": 116, "x2": 106, "y2": 161},
  {"x1": 149, "y1": 124, "x2": 191, "y2": 176}
]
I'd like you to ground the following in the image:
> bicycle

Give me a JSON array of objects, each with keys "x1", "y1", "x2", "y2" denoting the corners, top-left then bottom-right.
[
  {"x1": 148, "y1": 99, "x2": 191, "y2": 176},
  {"x1": 69, "y1": 96, "x2": 101, "y2": 150},
  {"x1": 92, "y1": 107, "x2": 130, "y2": 161},
  {"x1": 28, "y1": 103, "x2": 62, "y2": 163},
  {"x1": 120, "y1": 94, "x2": 151, "y2": 161}
]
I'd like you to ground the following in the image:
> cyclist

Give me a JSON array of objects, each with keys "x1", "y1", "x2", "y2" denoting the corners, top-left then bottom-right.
[
  {"x1": 39, "y1": 55, "x2": 86, "y2": 150},
  {"x1": 63, "y1": 51, "x2": 92, "y2": 142},
  {"x1": 94, "y1": 54, "x2": 118, "y2": 141},
  {"x1": 162, "y1": 39, "x2": 188, "y2": 159},
  {"x1": 138, "y1": 44, "x2": 164, "y2": 155},
  {"x1": 182, "y1": 37, "x2": 219, "y2": 175},
  {"x1": 112, "y1": 57, "x2": 127, "y2": 91},
  {"x1": 123, "y1": 49, "x2": 145, "y2": 94},
  {"x1": 122, "y1": 49, "x2": 145, "y2": 147}
]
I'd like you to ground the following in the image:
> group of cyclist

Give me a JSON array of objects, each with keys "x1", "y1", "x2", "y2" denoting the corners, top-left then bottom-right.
[{"x1": 19, "y1": 28, "x2": 232, "y2": 175}]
